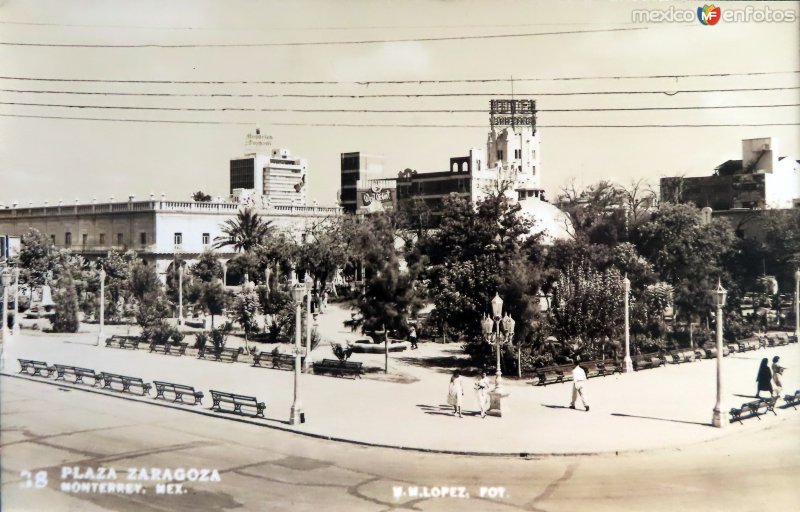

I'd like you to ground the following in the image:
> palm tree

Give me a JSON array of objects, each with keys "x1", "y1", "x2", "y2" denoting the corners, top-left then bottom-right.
[{"x1": 214, "y1": 208, "x2": 274, "y2": 253}]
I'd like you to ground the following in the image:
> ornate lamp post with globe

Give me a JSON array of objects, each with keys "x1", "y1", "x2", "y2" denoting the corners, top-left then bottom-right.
[
  {"x1": 290, "y1": 281, "x2": 306, "y2": 425},
  {"x1": 794, "y1": 269, "x2": 799, "y2": 339},
  {"x1": 96, "y1": 267, "x2": 106, "y2": 346},
  {"x1": 12, "y1": 268, "x2": 20, "y2": 336},
  {"x1": 487, "y1": 292, "x2": 510, "y2": 417},
  {"x1": 711, "y1": 280, "x2": 728, "y2": 428}
]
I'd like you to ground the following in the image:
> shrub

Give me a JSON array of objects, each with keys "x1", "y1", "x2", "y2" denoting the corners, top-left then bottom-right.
[
  {"x1": 194, "y1": 332, "x2": 208, "y2": 349},
  {"x1": 52, "y1": 273, "x2": 80, "y2": 333}
]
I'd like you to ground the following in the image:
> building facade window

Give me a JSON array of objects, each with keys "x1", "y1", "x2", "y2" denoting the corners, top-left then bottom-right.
[
  {"x1": 174, "y1": 233, "x2": 183, "y2": 245},
  {"x1": 99, "y1": 233, "x2": 106, "y2": 245},
  {"x1": 117, "y1": 233, "x2": 123, "y2": 245},
  {"x1": 140, "y1": 232, "x2": 147, "y2": 245},
  {"x1": 82, "y1": 234, "x2": 88, "y2": 245},
  {"x1": 497, "y1": 150, "x2": 504, "y2": 160},
  {"x1": 202, "y1": 233, "x2": 210, "y2": 245},
  {"x1": 65, "y1": 232, "x2": 72, "y2": 247},
  {"x1": 514, "y1": 149, "x2": 521, "y2": 159},
  {"x1": 50, "y1": 234, "x2": 56, "y2": 245}
]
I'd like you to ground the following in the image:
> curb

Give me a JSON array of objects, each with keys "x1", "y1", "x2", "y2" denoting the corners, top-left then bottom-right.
[{"x1": 5, "y1": 371, "x2": 796, "y2": 459}]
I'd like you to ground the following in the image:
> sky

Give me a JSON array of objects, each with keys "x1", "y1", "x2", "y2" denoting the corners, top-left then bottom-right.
[{"x1": 0, "y1": 0, "x2": 798, "y2": 207}]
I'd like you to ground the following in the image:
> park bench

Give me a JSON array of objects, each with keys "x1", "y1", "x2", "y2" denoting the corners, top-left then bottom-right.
[
  {"x1": 99, "y1": 372, "x2": 152, "y2": 396},
  {"x1": 252, "y1": 351, "x2": 301, "y2": 370},
  {"x1": 582, "y1": 361, "x2": 602, "y2": 379},
  {"x1": 729, "y1": 397, "x2": 778, "y2": 424},
  {"x1": 782, "y1": 390, "x2": 800, "y2": 409},
  {"x1": 209, "y1": 390, "x2": 265, "y2": 417},
  {"x1": 726, "y1": 343, "x2": 739, "y2": 354},
  {"x1": 789, "y1": 334, "x2": 798, "y2": 344},
  {"x1": 667, "y1": 352, "x2": 686, "y2": 364},
  {"x1": 343, "y1": 315, "x2": 363, "y2": 333},
  {"x1": 782, "y1": 390, "x2": 800, "y2": 410},
  {"x1": 148, "y1": 341, "x2": 189, "y2": 356},
  {"x1": 18, "y1": 359, "x2": 55, "y2": 378},
  {"x1": 595, "y1": 360, "x2": 622, "y2": 376},
  {"x1": 775, "y1": 334, "x2": 789, "y2": 346},
  {"x1": 53, "y1": 364, "x2": 102, "y2": 386},
  {"x1": 198, "y1": 346, "x2": 244, "y2": 363},
  {"x1": 105, "y1": 336, "x2": 141, "y2": 350},
  {"x1": 632, "y1": 354, "x2": 665, "y2": 371},
  {"x1": 533, "y1": 364, "x2": 575, "y2": 385},
  {"x1": 312, "y1": 359, "x2": 364, "y2": 379},
  {"x1": 153, "y1": 380, "x2": 204, "y2": 405}
]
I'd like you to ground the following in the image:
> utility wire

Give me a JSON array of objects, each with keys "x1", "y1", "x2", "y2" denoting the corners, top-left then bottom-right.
[
  {"x1": 2, "y1": 113, "x2": 797, "y2": 128},
  {"x1": 0, "y1": 27, "x2": 646, "y2": 48},
  {"x1": 0, "y1": 70, "x2": 796, "y2": 85},
  {"x1": 2, "y1": 100, "x2": 798, "y2": 114},
  {"x1": 2, "y1": 86, "x2": 798, "y2": 98}
]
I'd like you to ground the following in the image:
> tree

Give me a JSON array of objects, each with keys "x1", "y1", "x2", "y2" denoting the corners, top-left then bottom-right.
[
  {"x1": 51, "y1": 271, "x2": 80, "y2": 333},
  {"x1": 232, "y1": 286, "x2": 259, "y2": 345},
  {"x1": 633, "y1": 203, "x2": 735, "y2": 323},
  {"x1": 129, "y1": 261, "x2": 163, "y2": 303},
  {"x1": 191, "y1": 250, "x2": 223, "y2": 283},
  {"x1": 197, "y1": 281, "x2": 227, "y2": 328},
  {"x1": 14, "y1": 228, "x2": 60, "y2": 288},
  {"x1": 214, "y1": 208, "x2": 274, "y2": 253},
  {"x1": 192, "y1": 191, "x2": 213, "y2": 202},
  {"x1": 297, "y1": 219, "x2": 348, "y2": 293}
]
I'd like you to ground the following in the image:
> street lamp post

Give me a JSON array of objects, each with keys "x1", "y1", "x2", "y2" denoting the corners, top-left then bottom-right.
[
  {"x1": 794, "y1": 269, "x2": 799, "y2": 338},
  {"x1": 304, "y1": 278, "x2": 312, "y2": 372},
  {"x1": 1, "y1": 268, "x2": 11, "y2": 343},
  {"x1": 487, "y1": 293, "x2": 510, "y2": 417},
  {"x1": 97, "y1": 267, "x2": 106, "y2": 345},
  {"x1": 503, "y1": 314, "x2": 518, "y2": 378},
  {"x1": 290, "y1": 282, "x2": 306, "y2": 425},
  {"x1": 712, "y1": 280, "x2": 728, "y2": 428},
  {"x1": 623, "y1": 275, "x2": 633, "y2": 373},
  {"x1": 177, "y1": 264, "x2": 185, "y2": 325},
  {"x1": 12, "y1": 268, "x2": 20, "y2": 335}
]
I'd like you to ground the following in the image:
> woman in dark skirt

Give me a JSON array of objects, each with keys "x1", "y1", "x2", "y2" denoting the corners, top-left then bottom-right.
[{"x1": 756, "y1": 358, "x2": 773, "y2": 398}]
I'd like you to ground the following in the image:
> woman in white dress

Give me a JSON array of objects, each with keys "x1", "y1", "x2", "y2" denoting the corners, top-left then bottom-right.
[
  {"x1": 447, "y1": 370, "x2": 464, "y2": 417},
  {"x1": 474, "y1": 371, "x2": 490, "y2": 418}
]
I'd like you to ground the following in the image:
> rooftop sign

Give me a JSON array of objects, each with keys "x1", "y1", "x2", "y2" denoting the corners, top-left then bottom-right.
[{"x1": 489, "y1": 99, "x2": 536, "y2": 129}]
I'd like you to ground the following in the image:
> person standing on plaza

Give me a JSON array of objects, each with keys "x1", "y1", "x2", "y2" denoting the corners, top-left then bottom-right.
[
  {"x1": 408, "y1": 326, "x2": 418, "y2": 350},
  {"x1": 447, "y1": 370, "x2": 464, "y2": 418},
  {"x1": 756, "y1": 358, "x2": 773, "y2": 399},
  {"x1": 771, "y1": 356, "x2": 785, "y2": 399},
  {"x1": 474, "y1": 371, "x2": 490, "y2": 418},
  {"x1": 569, "y1": 357, "x2": 590, "y2": 411}
]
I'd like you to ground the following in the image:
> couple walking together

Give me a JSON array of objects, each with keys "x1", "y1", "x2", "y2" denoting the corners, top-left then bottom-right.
[{"x1": 447, "y1": 371, "x2": 491, "y2": 418}]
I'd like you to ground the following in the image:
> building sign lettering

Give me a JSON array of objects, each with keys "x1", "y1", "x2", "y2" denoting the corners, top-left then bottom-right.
[{"x1": 490, "y1": 99, "x2": 536, "y2": 129}]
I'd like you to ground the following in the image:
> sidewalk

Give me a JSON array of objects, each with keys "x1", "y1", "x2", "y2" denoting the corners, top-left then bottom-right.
[{"x1": 3, "y1": 305, "x2": 798, "y2": 455}]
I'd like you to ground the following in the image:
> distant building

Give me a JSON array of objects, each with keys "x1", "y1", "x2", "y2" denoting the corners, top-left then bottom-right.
[
  {"x1": 660, "y1": 137, "x2": 800, "y2": 210},
  {"x1": 230, "y1": 146, "x2": 308, "y2": 206},
  {"x1": 340, "y1": 152, "x2": 384, "y2": 213}
]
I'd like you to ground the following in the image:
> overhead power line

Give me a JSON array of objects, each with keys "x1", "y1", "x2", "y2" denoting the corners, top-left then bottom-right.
[
  {"x1": 2, "y1": 113, "x2": 798, "y2": 128},
  {"x1": 2, "y1": 100, "x2": 798, "y2": 114},
  {"x1": 2, "y1": 86, "x2": 798, "y2": 98},
  {"x1": 0, "y1": 70, "x2": 796, "y2": 85},
  {"x1": 0, "y1": 26, "x2": 645, "y2": 48}
]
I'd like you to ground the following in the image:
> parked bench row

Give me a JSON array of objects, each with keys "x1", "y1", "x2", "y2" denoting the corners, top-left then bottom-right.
[
  {"x1": 729, "y1": 389, "x2": 800, "y2": 424},
  {"x1": 532, "y1": 360, "x2": 623, "y2": 386}
]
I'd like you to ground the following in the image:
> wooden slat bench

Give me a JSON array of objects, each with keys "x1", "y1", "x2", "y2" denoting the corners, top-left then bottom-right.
[
  {"x1": 18, "y1": 359, "x2": 55, "y2": 378},
  {"x1": 252, "y1": 351, "x2": 300, "y2": 370},
  {"x1": 312, "y1": 359, "x2": 364, "y2": 379},
  {"x1": 149, "y1": 341, "x2": 189, "y2": 356},
  {"x1": 595, "y1": 360, "x2": 622, "y2": 376},
  {"x1": 632, "y1": 354, "x2": 665, "y2": 371},
  {"x1": 53, "y1": 364, "x2": 102, "y2": 386},
  {"x1": 730, "y1": 397, "x2": 778, "y2": 424},
  {"x1": 153, "y1": 381, "x2": 203, "y2": 405},
  {"x1": 782, "y1": 390, "x2": 800, "y2": 410},
  {"x1": 209, "y1": 390, "x2": 265, "y2": 417},
  {"x1": 100, "y1": 372, "x2": 152, "y2": 396},
  {"x1": 198, "y1": 346, "x2": 244, "y2": 363},
  {"x1": 533, "y1": 364, "x2": 574, "y2": 386},
  {"x1": 105, "y1": 336, "x2": 141, "y2": 350}
]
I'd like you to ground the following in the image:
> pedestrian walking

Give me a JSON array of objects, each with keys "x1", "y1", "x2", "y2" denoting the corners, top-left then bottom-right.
[
  {"x1": 756, "y1": 357, "x2": 773, "y2": 399},
  {"x1": 322, "y1": 290, "x2": 329, "y2": 312},
  {"x1": 569, "y1": 358, "x2": 590, "y2": 412},
  {"x1": 408, "y1": 326, "x2": 418, "y2": 350},
  {"x1": 474, "y1": 371, "x2": 490, "y2": 418},
  {"x1": 771, "y1": 356, "x2": 785, "y2": 399},
  {"x1": 447, "y1": 370, "x2": 464, "y2": 418}
]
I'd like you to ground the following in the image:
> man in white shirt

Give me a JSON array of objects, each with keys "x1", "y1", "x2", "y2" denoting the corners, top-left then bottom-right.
[{"x1": 569, "y1": 358, "x2": 590, "y2": 412}]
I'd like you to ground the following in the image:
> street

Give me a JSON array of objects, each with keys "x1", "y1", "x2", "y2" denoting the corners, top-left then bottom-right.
[{"x1": 2, "y1": 375, "x2": 798, "y2": 512}]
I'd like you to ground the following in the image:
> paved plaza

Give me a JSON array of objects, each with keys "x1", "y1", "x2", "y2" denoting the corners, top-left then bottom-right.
[{"x1": 2, "y1": 303, "x2": 798, "y2": 455}]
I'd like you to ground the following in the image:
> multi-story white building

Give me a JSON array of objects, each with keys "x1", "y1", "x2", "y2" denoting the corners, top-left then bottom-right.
[{"x1": 230, "y1": 147, "x2": 308, "y2": 206}]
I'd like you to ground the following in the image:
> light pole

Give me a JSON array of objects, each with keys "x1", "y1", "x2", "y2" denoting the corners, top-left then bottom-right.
[
  {"x1": 303, "y1": 277, "x2": 312, "y2": 372},
  {"x1": 1, "y1": 268, "x2": 11, "y2": 343},
  {"x1": 794, "y1": 269, "x2": 799, "y2": 338},
  {"x1": 711, "y1": 280, "x2": 728, "y2": 428},
  {"x1": 623, "y1": 275, "x2": 633, "y2": 373},
  {"x1": 487, "y1": 292, "x2": 510, "y2": 417},
  {"x1": 97, "y1": 267, "x2": 106, "y2": 345},
  {"x1": 503, "y1": 313, "x2": 517, "y2": 378},
  {"x1": 12, "y1": 268, "x2": 20, "y2": 335},
  {"x1": 177, "y1": 264, "x2": 184, "y2": 325},
  {"x1": 290, "y1": 281, "x2": 306, "y2": 425}
]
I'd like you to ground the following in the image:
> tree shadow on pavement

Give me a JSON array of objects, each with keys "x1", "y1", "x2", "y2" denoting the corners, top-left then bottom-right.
[
  {"x1": 395, "y1": 349, "x2": 479, "y2": 376},
  {"x1": 611, "y1": 413, "x2": 709, "y2": 427}
]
